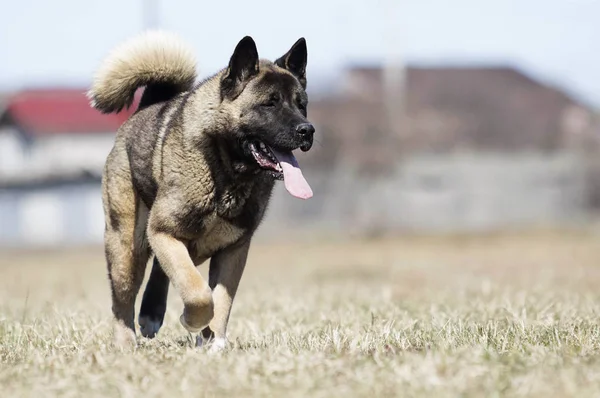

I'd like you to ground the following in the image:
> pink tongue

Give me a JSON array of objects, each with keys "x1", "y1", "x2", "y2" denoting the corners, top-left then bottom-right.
[{"x1": 271, "y1": 149, "x2": 313, "y2": 199}]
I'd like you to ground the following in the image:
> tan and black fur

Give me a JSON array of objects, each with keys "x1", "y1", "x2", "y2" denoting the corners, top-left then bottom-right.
[{"x1": 88, "y1": 31, "x2": 314, "y2": 348}]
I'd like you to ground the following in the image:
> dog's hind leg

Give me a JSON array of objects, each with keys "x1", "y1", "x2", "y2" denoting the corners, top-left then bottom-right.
[
  {"x1": 139, "y1": 256, "x2": 169, "y2": 338},
  {"x1": 103, "y1": 162, "x2": 151, "y2": 348}
]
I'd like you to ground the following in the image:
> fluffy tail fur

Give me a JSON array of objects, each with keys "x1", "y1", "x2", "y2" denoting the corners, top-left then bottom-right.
[{"x1": 88, "y1": 30, "x2": 197, "y2": 114}]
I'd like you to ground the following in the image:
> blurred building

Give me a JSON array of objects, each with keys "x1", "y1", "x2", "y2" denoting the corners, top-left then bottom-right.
[
  {"x1": 0, "y1": 89, "x2": 138, "y2": 246},
  {"x1": 307, "y1": 66, "x2": 597, "y2": 167},
  {"x1": 268, "y1": 65, "x2": 599, "y2": 237},
  {"x1": 0, "y1": 66, "x2": 598, "y2": 246}
]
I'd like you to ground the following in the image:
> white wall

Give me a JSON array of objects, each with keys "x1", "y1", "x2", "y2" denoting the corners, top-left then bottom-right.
[
  {"x1": 30, "y1": 133, "x2": 115, "y2": 174},
  {"x1": 0, "y1": 182, "x2": 104, "y2": 247},
  {"x1": 0, "y1": 131, "x2": 115, "y2": 179},
  {"x1": 0, "y1": 128, "x2": 26, "y2": 175}
]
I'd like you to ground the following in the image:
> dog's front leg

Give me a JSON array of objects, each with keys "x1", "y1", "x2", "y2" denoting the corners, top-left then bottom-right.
[
  {"x1": 198, "y1": 238, "x2": 251, "y2": 350},
  {"x1": 147, "y1": 227, "x2": 214, "y2": 333}
]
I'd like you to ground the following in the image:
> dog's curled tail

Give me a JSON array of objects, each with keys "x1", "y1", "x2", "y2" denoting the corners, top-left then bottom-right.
[{"x1": 88, "y1": 30, "x2": 197, "y2": 114}]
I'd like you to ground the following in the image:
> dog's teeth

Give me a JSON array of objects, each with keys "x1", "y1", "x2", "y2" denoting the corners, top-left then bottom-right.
[{"x1": 260, "y1": 143, "x2": 266, "y2": 151}]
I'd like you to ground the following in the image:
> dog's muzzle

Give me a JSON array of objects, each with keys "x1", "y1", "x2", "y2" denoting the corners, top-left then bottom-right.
[{"x1": 296, "y1": 123, "x2": 314, "y2": 152}]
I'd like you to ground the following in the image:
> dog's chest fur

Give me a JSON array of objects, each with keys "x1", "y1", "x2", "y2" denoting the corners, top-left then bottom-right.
[
  {"x1": 187, "y1": 212, "x2": 245, "y2": 264},
  {"x1": 176, "y1": 176, "x2": 273, "y2": 264}
]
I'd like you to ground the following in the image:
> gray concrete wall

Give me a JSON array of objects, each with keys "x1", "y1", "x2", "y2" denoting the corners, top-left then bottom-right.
[{"x1": 257, "y1": 152, "x2": 589, "y2": 240}]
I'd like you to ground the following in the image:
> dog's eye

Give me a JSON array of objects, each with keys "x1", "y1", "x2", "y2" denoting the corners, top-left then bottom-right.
[
  {"x1": 296, "y1": 95, "x2": 307, "y2": 113},
  {"x1": 262, "y1": 93, "x2": 280, "y2": 107},
  {"x1": 297, "y1": 102, "x2": 307, "y2": 114}
]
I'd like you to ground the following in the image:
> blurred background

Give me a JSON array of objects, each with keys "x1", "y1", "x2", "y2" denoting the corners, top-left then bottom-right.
[{"x1": 1, "y1": 0, "x2": 600, "y2": 247}]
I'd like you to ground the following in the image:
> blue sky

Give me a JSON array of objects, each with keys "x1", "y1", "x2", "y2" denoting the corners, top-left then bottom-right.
[{"x1": 1, "y1": 0, "x2": 599, "y2": 106}]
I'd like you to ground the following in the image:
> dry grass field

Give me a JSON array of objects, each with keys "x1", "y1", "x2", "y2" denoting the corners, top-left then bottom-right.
[{"x1": 2, "y1": 230, "x2": 600, "y2": 397}]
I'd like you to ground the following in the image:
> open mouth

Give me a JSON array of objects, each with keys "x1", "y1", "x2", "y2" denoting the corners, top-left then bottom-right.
[
  {"x1": 248, "y1": 141, "x2": 283, "y2": 175},
  {"x1": 247, "y1": 140, "x2": 313, "y2": 200}
]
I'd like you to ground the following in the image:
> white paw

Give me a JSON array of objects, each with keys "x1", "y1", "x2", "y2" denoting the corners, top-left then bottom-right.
[
  {"x1": 138, "y1": 316, "x2": 162, "y2": 338},
  {"x1": 196, "y1": 336, "x2": 228, "y2": 353},
  {"x1": 113, "y1": 322, "x2": 137, "y2": 349}
]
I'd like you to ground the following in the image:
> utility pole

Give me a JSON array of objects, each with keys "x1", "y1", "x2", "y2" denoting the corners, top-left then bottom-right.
[
  {"x1": 143, "y1": 0, "x2": 159, "y2": 30},
  {"x1": 382, "y1": 0, "x2": 406, "y2": 148}
]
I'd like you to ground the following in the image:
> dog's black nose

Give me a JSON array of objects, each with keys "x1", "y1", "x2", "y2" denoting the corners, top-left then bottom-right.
[{"x1": 296, "y1": 123, "x2": 315, "y2": 137}]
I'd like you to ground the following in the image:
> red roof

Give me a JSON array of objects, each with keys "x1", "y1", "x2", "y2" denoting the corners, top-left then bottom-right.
[{"x1": 2, "y1": 88, "x2": 141, "y2": 135}]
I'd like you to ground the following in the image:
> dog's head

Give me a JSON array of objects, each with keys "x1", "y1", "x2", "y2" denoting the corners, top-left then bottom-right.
[{"x1": 218, "y1": 36, "x2": 314, "y2": 199}]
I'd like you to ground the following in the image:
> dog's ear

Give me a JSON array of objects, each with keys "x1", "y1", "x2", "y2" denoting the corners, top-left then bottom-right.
[
  {"x1": 222, "y1": 36, "x2": 260, "y2": 99},
  {"x1": 275, "y1": 38, "x2": 307, "y2": 89}
]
